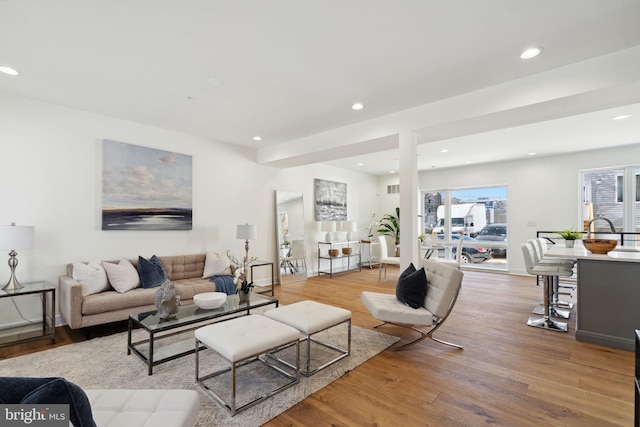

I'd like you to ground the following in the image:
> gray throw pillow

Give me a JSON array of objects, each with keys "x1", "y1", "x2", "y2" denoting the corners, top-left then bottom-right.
[{"x1": 138, "y1": 255, "x2": 167, "y2": 289}]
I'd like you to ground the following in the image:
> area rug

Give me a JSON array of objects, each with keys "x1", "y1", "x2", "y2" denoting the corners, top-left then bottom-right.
[{"x1": 0, "y1": 324, "x2": 398, "y2": 426}]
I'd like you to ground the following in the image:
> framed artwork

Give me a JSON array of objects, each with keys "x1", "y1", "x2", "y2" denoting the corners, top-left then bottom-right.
[
  {"x1": 102, "y1": 139, "x2": 193, "y2": 230},
  {"x1": 314, "y1": 179, "x2": 347, "y2": 221}
]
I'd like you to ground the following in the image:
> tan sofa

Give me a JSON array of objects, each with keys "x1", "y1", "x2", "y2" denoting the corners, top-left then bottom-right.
[{"x1": 59, "y1": 254, "x2": 219, "y2": 329}]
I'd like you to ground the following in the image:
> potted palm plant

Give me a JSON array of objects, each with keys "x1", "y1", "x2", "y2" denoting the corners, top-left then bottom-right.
[
  {"x1": 557, "y1": 227, "x2": 583, "y2": 248},
  {"x1": 377, "y1": 207, "x2": 400, "y2": 256}
]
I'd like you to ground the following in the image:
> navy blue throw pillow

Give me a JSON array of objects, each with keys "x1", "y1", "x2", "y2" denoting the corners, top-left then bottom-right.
[
  {"x1": 396, "y1": 263, "x2": 427, "y2": 309},
  {"x1": 138, "y1": 255, "x2": 167, "y2": 289}
]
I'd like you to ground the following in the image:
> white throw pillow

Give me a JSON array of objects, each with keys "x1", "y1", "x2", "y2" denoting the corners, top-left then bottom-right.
[
  {"x1": 102, "y1": 258, "x2": 140, "y2": 293},
  {"x1": 202, "y1": 252, "x2": 232, "y2": 278},
  {"x1": 72, "y1": 260, "x2": 109, "y2": 296}
]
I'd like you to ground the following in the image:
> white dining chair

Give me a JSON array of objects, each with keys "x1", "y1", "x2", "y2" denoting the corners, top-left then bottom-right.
[
  {"x1": 434, "y1": 235, "x2": 464, "y2": 269},
  {"x1": 378, "y1": 236, "x2": 400, "y2": 280}
]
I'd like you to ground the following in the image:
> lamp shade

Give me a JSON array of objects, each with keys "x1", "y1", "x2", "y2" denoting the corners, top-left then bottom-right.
[
  {"x1": 344, "y1": 221, "x2": 357, "y2": 241},
  {"x1": 321, "y1": 221, "x2": 336, "y2": 232},
  {"x1": 236, "y1": 224, "x2": 257, "y2": 240},
  {"x1": 0, "y1": 224, "x2": 35, "y2": 250}
]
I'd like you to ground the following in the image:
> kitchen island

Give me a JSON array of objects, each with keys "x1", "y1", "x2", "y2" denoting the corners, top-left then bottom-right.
[{"x1": 546, "y1": 245, "x2": 640, "y2": 350}]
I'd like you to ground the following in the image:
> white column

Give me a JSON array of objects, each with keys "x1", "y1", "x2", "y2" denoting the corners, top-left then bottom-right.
[{"x1": 399, "y1": 131, "x2": 419, "y2": 267}]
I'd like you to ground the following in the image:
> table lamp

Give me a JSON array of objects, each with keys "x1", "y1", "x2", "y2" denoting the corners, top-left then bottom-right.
[
  {"x1": 236, "y1": 223, "x2": 257, "y2": 266},
  {"x1": 344, "y1": 221, "x2": 357, "y2": 241},
  {"x1": 0, "y1": 223, "x2": 35, "y2": 290},
  {"x1": 321, "y1": 221, "x2": 336, "y2": 242}
]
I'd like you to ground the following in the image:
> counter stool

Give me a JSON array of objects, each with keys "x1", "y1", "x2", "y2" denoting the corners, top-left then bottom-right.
[
  {"x1": 534, "y1": 238, "x2": 576, "y2": 308},
  {"x1": 194, "y1": 314, "x2": 300, "y2": 416},
  {"x1": 264, "y1": 300, "x2": 351, "y2": 376},
  {"x1": 528, "y1": 239, "x2": 573, "y2": 318},
  {"x1": 521, "y1": 243, "x2": 573, "y2": 332}
]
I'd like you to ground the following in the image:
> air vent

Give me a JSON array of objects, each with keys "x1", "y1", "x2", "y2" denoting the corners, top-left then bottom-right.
[{"x1": 387, "y1": 184, "x2": 400, "y2": 194}]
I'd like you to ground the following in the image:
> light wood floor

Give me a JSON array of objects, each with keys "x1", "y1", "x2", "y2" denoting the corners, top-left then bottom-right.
[{"x1": 1, "y1": 267, "x2": 634, "y2": 426}]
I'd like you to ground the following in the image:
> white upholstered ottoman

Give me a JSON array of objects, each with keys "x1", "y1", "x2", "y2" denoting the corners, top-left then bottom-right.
[
  {"x1": 264, "y1": 300, "x2": 351, "y2": 376},
  {"x1": 194, "y1": 314, "x2": 300, "y2": 416},
  {"x1": 84, "y1": 389, "x2": 199, "y2": 427}
]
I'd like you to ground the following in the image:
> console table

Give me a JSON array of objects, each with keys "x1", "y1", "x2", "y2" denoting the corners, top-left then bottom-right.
[
  {"x1": 318, "y1": 241, "x2": 361, "y2": 277},
  {"x1": 0, "y1": 281, "x2": 55, "y2": 347}
]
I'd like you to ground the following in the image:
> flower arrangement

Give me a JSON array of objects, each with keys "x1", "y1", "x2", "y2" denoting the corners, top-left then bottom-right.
[{"x1": 226, "y1": 249, "x2": 256, "y2": 294}]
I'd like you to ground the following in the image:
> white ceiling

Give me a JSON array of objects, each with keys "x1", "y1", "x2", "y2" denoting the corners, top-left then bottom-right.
[{"x1": 1, "y1": 1, "x2": 640, "y2": 175}]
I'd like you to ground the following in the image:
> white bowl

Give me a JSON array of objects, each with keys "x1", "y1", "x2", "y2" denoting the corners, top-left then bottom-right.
[{"x1": 193, "y1": 292, "x2": 227, "y2": 309}]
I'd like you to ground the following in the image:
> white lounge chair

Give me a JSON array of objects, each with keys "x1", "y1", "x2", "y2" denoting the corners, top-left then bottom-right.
[{"x1": 362, "y1": 259, "x2": 464, "y2": 351}]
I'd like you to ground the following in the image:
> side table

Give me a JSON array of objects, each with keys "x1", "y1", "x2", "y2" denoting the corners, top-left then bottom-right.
[
  {"x1": 0, "y1": 281, "x2": 55, "y2": 347},
  {"x1": 360, "y1": 239, "x2": 380, "y2": 268},
  {"x1": 250, "y1": 260, "x2": 275, "y2": 296}
]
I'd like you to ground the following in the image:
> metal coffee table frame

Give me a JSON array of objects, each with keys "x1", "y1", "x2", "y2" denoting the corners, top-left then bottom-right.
[{"x1": 127, "y1": 293, "x2": 278, "y2": 375}]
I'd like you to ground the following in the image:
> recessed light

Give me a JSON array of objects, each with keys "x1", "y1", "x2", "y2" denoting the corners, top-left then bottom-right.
[
  {"x1": 357, "y1": 162, "x2": 364, "y2": 166},
  {"x1": 520, "y1": 47, "x2": 542, "y2": 59},
  {"x1": 440, "y1": 149, "x2": 449, "y2": 153},
  {"x1": 0, "y1": 66, "x2": 19, "y2": 76},
  {"x1": 465, "y1": 161, "x2": 472, "y2": 164},
  {"x1": 528, "y1": 152, "x2": 537, "y2": 156},
  {"x1": 253, "y1": 136, "x2": 262, "y2": 141},
  {"x1": 612, "y1": 114, "x2": 630, "y2": 121},
  {"x1": 352, "y1": 103, "x2": 364, "y2": 110},
  {"x1": 389, "y1": 170, "x2": 395, "y2": 174}
]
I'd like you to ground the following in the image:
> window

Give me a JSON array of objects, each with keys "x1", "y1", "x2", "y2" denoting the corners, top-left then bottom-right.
[
  {"x1": 582, "y1": 166, "x2": 640, "y2": 232},
  {"x1": 422, "y1": 186, "x2": 508, "y2": 270},
  {"x1": 613, "y1": 172, "x2": 639, "y2": 203},
  {"x1": 616, "y1": 175, "x2": 623, "y2": 203}
]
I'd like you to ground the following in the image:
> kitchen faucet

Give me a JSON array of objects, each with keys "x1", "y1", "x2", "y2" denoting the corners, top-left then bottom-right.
[{"x1": 586, "y1": 216, "x2": 616, "y2": 238}]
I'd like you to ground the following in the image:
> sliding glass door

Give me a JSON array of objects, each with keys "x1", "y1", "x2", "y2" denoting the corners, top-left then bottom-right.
[{"x1": 422, "y1": 186, "x2": 508, "y2": 270}]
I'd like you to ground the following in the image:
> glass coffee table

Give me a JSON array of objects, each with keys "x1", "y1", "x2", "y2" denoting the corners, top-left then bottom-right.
[{"x1": 127, "y1": 293, "x2": 278, "y2": 375}]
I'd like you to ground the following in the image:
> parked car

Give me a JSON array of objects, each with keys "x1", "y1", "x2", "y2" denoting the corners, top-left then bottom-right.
[
  {"x1": 475, "y1": 223, "x2": 507, "y2": 257},
  {"x1": 436, "y1": 234, "x2": 491, "y2": 264}
]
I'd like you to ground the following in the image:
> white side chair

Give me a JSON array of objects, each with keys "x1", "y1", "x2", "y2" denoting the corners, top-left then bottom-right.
[
  {"x1": 362, "y1": 259, "x2": 464, "y2": 351},
  {"x1": 378, "y1": 236, "x2": 400, "y2": 280},
  {"x1": 283, "y1": 239, "x2": 306, "y2": 273},
  {"x1": 435, "y1": 236, "x2": 464, "y2": 269}
]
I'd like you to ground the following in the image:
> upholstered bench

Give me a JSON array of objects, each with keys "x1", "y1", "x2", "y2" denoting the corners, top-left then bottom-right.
[
  {"x1": 84, "y1": 389, "x2": 199, "y2": 427},
  {"x1": 264, "y1": 300, "x2": 351, "y2": 376},
  {"x1": 194, "y1": 314, "x2": 300, "y2": 416}
]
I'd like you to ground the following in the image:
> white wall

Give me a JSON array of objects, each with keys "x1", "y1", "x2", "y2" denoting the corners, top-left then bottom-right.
[
  {"x1": 417, "y1": 156, "x2": 579, "y2": 275},
  {"x1": 6, "y1": 87, "x2": 636, "y2": 327},
  {"x1": 376, "y1": 143, "x2": 640, "y2": 274},
  {"x1": 0, "y1": 92, "x2": 377, "y2": 326}
]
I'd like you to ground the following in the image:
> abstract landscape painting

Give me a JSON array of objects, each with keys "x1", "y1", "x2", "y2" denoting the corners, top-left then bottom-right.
[
  {"x1": 102, "y1": 140, "x2": 193, "y2": 230},
  {"x1": 314, "y1": 179, "x2": 347, "y2": 221}
]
